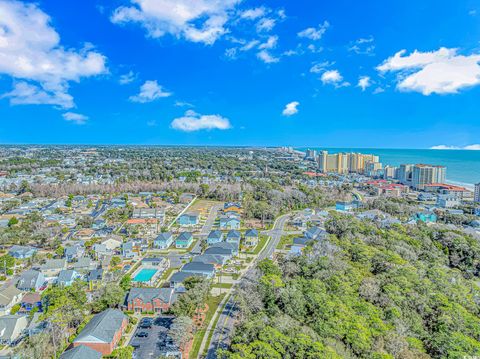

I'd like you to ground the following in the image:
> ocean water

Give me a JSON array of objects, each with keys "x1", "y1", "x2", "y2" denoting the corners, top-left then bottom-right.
[{"x1": 297, "y1": 148, "x2": 480, "y2": 188}]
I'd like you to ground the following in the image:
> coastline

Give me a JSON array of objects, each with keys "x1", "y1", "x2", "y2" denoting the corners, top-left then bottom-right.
[{"x1": 445, "y1": 180, "x2": 475, "y2": 191}]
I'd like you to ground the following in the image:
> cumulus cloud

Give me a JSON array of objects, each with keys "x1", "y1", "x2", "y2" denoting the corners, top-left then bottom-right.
[
  {"x1": 310, "y1": 61, "x2": 334, "y2": 74},
  {"x1": 119, "y1": 71, "x2": 137, "y2": 85},
  {"x1": 171, "y1": 110, "x2": 231, "y2": 132},
  {"x1": 377, "y1": 47, "x2": 480, "y2": 95},
  {"x1": 111, "y1": 0, "x2": 239, "y2": 45},
  {"x1": 430, "y1": 144, "x2": 480, "y2": 150},
  {"x1": 62, "y1": 112, "x2": 88, "y2": 125},
  {"x1": 321, "y1": 70, "x2": 349, "y2": 87},
  {"x1": 282, "y1": 101, "x2": 299, "y2": 116},
  {"x1": 130, "y1": 80, "x2": 172, "y2": 103},
  {"x1": 256, "y1": 35, "x2": 279, "y2": 63},
  {"x1": 297, "y1": 21, "x2": 329, "y2": 40},
  {"x1": 0, "y1": 0, "x2": 107, "y2": 109},
  {"x1": 257, "y1": 50, "x2": 279, "y2": 63},
  {"x1": 256, "y1": 17, "x2": 276, "y2": 32},
  {"x1": 357, "y1": 76, "x2": 371, "y2": 91}
]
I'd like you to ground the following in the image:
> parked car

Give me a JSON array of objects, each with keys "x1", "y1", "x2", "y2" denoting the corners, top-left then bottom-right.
[
  {"x1": 137, "y1": 331, "x2": 149, "y2": 338},
  {"x1": 139, "y1": 318, "x2": 153, "y2": 328}
]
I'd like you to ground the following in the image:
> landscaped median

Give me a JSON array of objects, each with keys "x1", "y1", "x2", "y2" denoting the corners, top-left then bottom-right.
[{"x1": 190, "y1": 293, "x2": 226, "y2": 358}]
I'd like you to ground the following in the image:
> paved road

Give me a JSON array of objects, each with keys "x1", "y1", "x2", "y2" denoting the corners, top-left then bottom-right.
[
  {"x1": 192, "y1": 203, "x2": 222, "y2": 255},
  {"x1": 204, "y1": 213, "x2": 291, "y2": 359}
]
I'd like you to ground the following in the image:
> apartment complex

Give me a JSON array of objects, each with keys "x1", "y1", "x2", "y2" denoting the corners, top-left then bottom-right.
[
  {"x1": 318, "y1": 151, "x2": 381, "y2": 174},
  {"x1": 475, "y1": 183, "x2": 480, "y2": 203},
  {"x1": 411, "y1": 164, "x2": 446, "y2": 190}
]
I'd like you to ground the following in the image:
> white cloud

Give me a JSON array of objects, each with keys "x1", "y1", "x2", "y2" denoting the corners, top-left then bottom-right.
[
  {"x1": 258, "y1": 35, "x2": 278, "y2": 50},
  {"x1": 348, "y1": 36, "x2": 375, "y2": 55},
  {"x1": 241, "y1": 40, "x2": 260, "y2": 51},
  {"x1": 171, "y1": 110, "x2": 231, "y2": 131},
  {"x1": 175, "y1": 100, "x2": 194, "y2": 107},
  {"x1": 357, "y1": 76, "x2": 371, "y2": 91},
  {"x1": 111, "y1": 0, "x2": 239, "y2": 45},
  {"x1": 257, "y1": 50, "x2": 279, "y2": 64},
  {"x1": 377, "y1": 47, "x2": 480, "y2": 95},
  {"x1": 310, "y1": 61, "x2": 334, "y2": 73},
  {"x1": 119, "y1": 71, "x2": 137, "y2": 85},
  {"x1": 240, "y1": 7, "x2": 265, "y2": 20},
  {"x1": 130, "y1": 80, "x2": 172, "y2": 103},
  {"x1": 256, "y1": 17, "x2": 276, "y2": 32},
  {"x1": 321, "y1": 70, "x2": 349, "y2": 87},
  {"x1": 297, "y1": 21, "x2": 329, "y2": 40},
  {"x1": 282, "y1": 101, "x2": 299, "y2": 116},
  {"x1": 62, "y1": 112, "x2": 88, "y2": 125},
  {"x1": 430, "y1": 144, "x2": 480, "y2": 150},
  {"x1": 1, "y1": 82, "x2": 74, "y2": 108},
  {"x1": 0, "y1": 0, "x2": 107, "y2": 109}
]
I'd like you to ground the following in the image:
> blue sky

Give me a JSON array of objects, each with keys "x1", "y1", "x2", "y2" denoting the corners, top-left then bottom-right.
[{"x1": 0, "y1": 0, "x2": 480, "y2": 148}]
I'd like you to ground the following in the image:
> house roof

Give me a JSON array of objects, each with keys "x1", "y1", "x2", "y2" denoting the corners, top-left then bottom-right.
[
  {"x1": 182, "y1": 262, "x2": 215, "y2": 273},
  {"x1": 74, "y1": 309, "x2": 126, "y2": 344},
  {"x1": 0, "y1": 286, "x2": 22, "y2": 306},
  {"x1": 60, "y1": 345, "x2": 102, "y2": 359},
  {"x1": 127, "y1": 287, "x2": 174, "y2": 304},
  {"x1": 87, "y1": 269, "x2": 103, "y2": 281},
  {"x1": 17, "y1": 270, "x2": 43, "y2": 289},
  {"x1": 176, "y1": 232, "x2": 193, "y2": 242},
  {"x1": 192, "y1": 254, "x2": 226, "y2": 266},
  {"x1": 21, "y1": 292, "x2": 41, "y2": 304},
  {"x1": 227, "y1": 230, "x2": 241, "y2": 239},
  {"x1": 245, "y1": 229, "x2": 258, "y2": 237},
  {"x1": 40, "y1": 259, "x2": 66, "y2": 271},
  {"x1": 0, "y1": 315, "x2": 28, "y2": 341},
  {"x1": 58, "y1": 270, "x2": 78, "y2": 283},
  {"x1": 170, "y1": 271, "x2": 203, "y2": 284},
  {"x1": 207, "y1": 230, "x2": 223, "y2": 240},
  {"x1": 155, "y1": 232, "x2": 173, "y2": 241}
]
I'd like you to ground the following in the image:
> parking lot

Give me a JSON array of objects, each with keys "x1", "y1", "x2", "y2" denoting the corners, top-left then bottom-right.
[{"x1": 130, "y1": 316, "x2": 181, "y2": 359}]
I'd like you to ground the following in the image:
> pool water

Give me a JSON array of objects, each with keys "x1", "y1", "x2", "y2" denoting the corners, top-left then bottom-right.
[{"x1": 133, "y1": 269, "x2": 158, "y2": 282}]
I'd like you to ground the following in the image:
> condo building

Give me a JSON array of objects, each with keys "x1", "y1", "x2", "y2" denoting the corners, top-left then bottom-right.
[
  {"x1": 475, "y1": 183, "x2": 480, "y2": 203},
  {"x1": 411, "y1": 164, "x2": 446, "y2": 190},
  {"x1": 318, "y1": 151, "x2": 380, "y2": 174}
]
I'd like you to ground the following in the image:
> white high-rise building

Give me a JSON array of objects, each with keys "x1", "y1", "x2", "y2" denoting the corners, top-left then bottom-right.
[
  {"x1": 412, "y1": 164, "x2": 446, "y2": 190},
  {"x1": 475, "y1": 183, "x2": 480, "y2": 203}
]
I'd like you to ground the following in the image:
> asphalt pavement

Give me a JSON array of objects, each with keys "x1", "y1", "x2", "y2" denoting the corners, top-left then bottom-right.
[{"x1": 204, "y1": 213, "x2": 290, "y2": 359}]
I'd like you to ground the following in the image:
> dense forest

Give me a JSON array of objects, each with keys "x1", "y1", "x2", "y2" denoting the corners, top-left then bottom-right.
[{"x1": 219, "y1": 213, "x2": 480, "y2": 358}]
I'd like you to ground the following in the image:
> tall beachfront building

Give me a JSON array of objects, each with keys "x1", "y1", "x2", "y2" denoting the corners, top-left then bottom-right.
[
  {"x1": 398, "y1": 164, "x2": 414, "y2": 185},
  {"x1": 475, "y1": 183, "x2": 480, "y2": 203},
  {"x1": 411, "y1": 164, "x2": 446, "y2": 190},
  {"x1": 318, "y1": 151, "x2": 381, "y2": 174}
]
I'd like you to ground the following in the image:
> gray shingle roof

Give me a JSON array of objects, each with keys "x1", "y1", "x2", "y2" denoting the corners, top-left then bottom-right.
[
  {"x1": 74, "y1": 309, "x2": 126, "y2": 344},
  {"x1": 126, "y1": 287, "x2": 174, "y2": 304},
  {"x1": 59, "y1": 345, "x2": 102, "y2": 359}
]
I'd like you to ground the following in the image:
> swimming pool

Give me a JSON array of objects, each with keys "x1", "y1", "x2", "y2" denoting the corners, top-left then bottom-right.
[{"x1": 133, "y1": 268, "x2": 158, "y2": 282}]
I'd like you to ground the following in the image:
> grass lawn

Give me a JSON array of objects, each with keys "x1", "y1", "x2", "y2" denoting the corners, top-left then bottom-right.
[
  {"x1": 277, "y1": 234, "x2": 296, "y2": 250},
  {"x1": 247, "y1": 235, "x2": 269, "y2": 255},
  {"x1": 190, "y1": 294, "x2": 226, "y2": 358}
]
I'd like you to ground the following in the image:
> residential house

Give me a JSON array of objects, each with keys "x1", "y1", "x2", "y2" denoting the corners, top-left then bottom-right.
[
  {"x1": 92, "y1": 243, "x2": 112, "y2": 259},
  {"x1": 57, "y1": 270, "x2": 80, "y2": 287},
  {"x1": 154, "y1": 232, "x2": 174, "y2": 249},
  {"x1": 39, "y1": 259, "x2": 67, "y2": 278},
  {"x1": 126, "y1": 287, "x2": 175, "y2": 313},
  {"x1": 207, "y1": 230, "x2": 224, "y2": 245},
  {"x1": 181, "y1": 262, "x2": 215, "y2": 278},
  {"x1": 60, "y1": 345, "x2": 102, "y2": 359},
  {"x1": 413, "y1": 212, "x2": 437, "y2": 223},
  {"x1": 92, "y1": 219, "x2": 107, "y2": 230},
  {"x1": 8, "y1": 245, "x2": 37, "y2": 259},
  {"x1": 132, "y1": 208, "x2": 164, "y2": 222},
  {"x1": 64, "y1": 245, "x2": 85, "y2": 262},
  {"x1": 304, "y1": 226, "x2": 327, "y2": 241},
  {"x1": 0, "y1": 286, "x2": 23, "y2": 316},
  {"x1": 17, "y1": 270, "x2": 45, "y2": 291},
  {"x1": 223, "y1": 202, "x2": 242, "y2": 214},
  {"x1": 125, "y1": 218, "x2": 159, "y2": 237},
  {"x1": 289, "y1": 237, "x2": 310, "y2": 256},
  {"x1": 178, "y1": 212, "x2": 199, "y2": 226},
  {"x1": 244, "y1": 229, "x2": 259, "y2": 247},
  {"x1": 204, "y1": 246, "x2": 233, "y2": 260},
  {"x1": 175, "y1": 232, "x2": 193, "y2": 249},
  {"x1": 0, "y1": 314, "x2": 28, "y2": 346},
  {"x1": 71, "y1": 257, "x2": 98, "y2": 274},
  {"x1": 19, "y1": 293, "x2": 42, "y2": 313},
  {"x1": 179, "y1": 193, "x2": 195, "y2": 204},
  {"x1": 226, "y1": 230, "x2": 241, "y2": 244},
  {"x1": 73, "y1": 309, "x2": 128, "y2": 355},
  {"x1": 192, "y1": 254, "x2": 228, "y2": 268},
  {"x1": 101, "y1": 237, "x2": 122, "y2": 252},
  {"x1": 87, "y1": 269, "x2": 104, "y2": 291},
  {"x1": 219, "y1": 215, "x2": 240, "y2": 230},
  {"x1": 169, "y1": 272, "x2": 203, "y2": 290}
]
